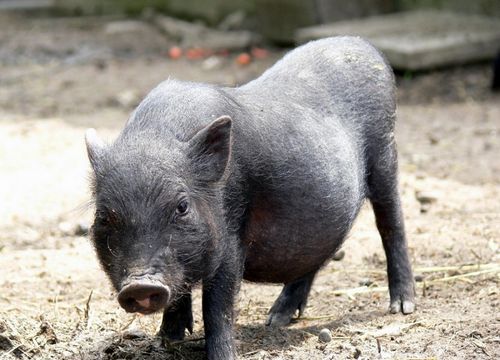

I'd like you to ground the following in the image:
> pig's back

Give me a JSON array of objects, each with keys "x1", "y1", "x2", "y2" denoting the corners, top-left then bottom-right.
[{"x1": 237, "y1": 36, "x2": 396, "y2": 137}]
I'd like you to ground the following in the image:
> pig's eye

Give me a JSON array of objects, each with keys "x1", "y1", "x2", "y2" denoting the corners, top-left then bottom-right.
[{"x1": 176, "y1": 199, "x2": 189, "y2": 216}]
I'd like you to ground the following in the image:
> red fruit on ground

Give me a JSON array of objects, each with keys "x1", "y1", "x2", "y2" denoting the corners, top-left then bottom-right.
[
  {"x1": 236, "y1": 53, "x2": 251, "y2": 65},
  {"x1": 168, "y1": 46, "x2": 182, "y2": 59}
]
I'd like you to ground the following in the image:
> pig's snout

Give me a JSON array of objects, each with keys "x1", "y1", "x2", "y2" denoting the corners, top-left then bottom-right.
[{"x1": 118, "y1": 282, "x2": 170, "y2": 314}]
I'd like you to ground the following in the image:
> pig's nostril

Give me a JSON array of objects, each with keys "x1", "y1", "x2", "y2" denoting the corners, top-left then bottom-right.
[
  {"x1": 117, "y1": 282, "x2": 170, "y2": 313},
  {"x1": 150, "y1": 293, "x2": 161, "y2": 303},
  {"x1": 123, "y1": 297, "x2": 137, "y2": 309}
]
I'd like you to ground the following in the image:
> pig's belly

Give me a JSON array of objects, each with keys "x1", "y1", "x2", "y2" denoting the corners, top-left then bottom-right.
[
  {"x1": 242, "y1": 207, "x2": 354, "y2": 284},
  {"x1": 240, "y1": 129, "x2": 365, "y2": 284}
]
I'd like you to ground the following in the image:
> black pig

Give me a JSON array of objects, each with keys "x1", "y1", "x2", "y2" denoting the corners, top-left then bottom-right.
[{"x1": 85, "y1": 37, "x2": 415, "y2": 359}]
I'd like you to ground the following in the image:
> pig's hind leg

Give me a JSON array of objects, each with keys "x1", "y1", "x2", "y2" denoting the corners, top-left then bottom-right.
[
  {"x1": 158, "y1": 292, "x2": 193, "y2": 341},
  {"x1": 266, "y1": 271, "x2": 316, "y2": 327},
  {"x1": 367, "y1": 141, "x2": 416, "y2": 314}
]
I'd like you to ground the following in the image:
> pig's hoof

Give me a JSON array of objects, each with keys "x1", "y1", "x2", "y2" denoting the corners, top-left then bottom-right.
[
  {"x1": 265, "y1": 297, "x2": 305, "y2": 327},
  {"x1": 389, "y1": 280, "x2": 416, "y2": 314},
  {"x1": 266, "y1": 311, "x2": 296, "y2": 327},
  {"x1": 158, "y1": 326, "x2": 190, "y2": 342},
  {"x1": 158, "y1": 314, "x2": 193, "y2": 341},
  {"x1": 389, "y1": 297, "x2": 416, "y2": 314},
  {"x1": 266, "y1": 273, "x2": 315, "y2": 327},
  {"x1": 159, "y1": 294, "x2": 193, "y2": 342}
]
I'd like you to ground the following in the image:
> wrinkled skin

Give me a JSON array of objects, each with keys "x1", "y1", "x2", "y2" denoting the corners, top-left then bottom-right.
[{"x1": 86, "y1": 37, "x2": 415, "y2": 360}]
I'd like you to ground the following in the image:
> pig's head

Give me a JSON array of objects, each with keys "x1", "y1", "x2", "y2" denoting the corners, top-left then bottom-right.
[{"x1": 85, "y1": 116, "x2": 232, "y2": 315}]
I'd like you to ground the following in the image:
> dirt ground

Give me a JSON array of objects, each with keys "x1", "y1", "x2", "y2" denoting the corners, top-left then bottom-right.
[{"x1": 0, "y1": 13, "x2": 499, "y2": 360}]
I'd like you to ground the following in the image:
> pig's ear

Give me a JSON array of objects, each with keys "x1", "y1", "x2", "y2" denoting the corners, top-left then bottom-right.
[
  {"x1": 85, "y1": 128, "x2": 106, "y2": 172},
  {"x1": 188, "y1": 116, "x2": 232, "y2": 182}
]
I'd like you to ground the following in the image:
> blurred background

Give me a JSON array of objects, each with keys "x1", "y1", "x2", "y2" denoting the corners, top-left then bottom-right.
[{"x1": 0, "y1": 1, "x2": 499, "y2": 359}]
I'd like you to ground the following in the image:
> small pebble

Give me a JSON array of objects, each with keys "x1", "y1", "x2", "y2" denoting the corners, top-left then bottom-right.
[
  {"x1": 318, "y1": 328, "x2": 332, "y2": 343},
  {"x1": 415, "y1": 190, "x2": 438, "y2": 205},
  {"x1": 414, "y1": 274, "x2": 424, "y2": 282},
  {"x1": 59, "y1": 221, "x2": 90, "y2": 236},
  {"x1": 94, "y1": 59, "x2": 107, "y2": 70},
  {"x1": 332, "y1": 249, "x2": 345, "y2": 261},
  {"x1": 428, "y1": 134, "x2": 439, "y2": 145},
  {"x1": 359, "y1": 278, "x2": 373, "y2": 286},
  {"x1": 75, "y1": 221, "x2": 90, "y2": 236},
  {"x1": 353, "y1": 347, "x2": 361, "y2": 359},
  {"x1": 202, "y1": 56, "x2": 222, "y2": 70},
  {"x1": 420, "y1": 203, "x2": 431, "y2": 213}
]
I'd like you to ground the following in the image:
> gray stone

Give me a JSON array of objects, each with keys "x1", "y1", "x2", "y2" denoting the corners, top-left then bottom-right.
[
  {"x1": 296, "y1": 11, "x2": 500, "y2": 70},
  {"x1": 318, "y1": 328, "x2": 332, "y2": 343}
]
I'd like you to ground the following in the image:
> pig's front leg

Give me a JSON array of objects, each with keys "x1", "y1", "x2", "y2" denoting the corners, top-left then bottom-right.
[
  {"x1": 202, "y1": 245, "x2": 243, "y2": 360},
  {"x1": 158, "y1": 291, "x2": 193, "y2": 341}
]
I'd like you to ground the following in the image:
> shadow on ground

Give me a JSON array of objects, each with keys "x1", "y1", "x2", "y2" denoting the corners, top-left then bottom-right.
[{"x1": 84, "y1": 309, "x2": 388, "y2": 359}]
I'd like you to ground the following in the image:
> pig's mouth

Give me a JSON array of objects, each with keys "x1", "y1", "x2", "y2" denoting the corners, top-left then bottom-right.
[{"x1": 117, "y1": 280, "x2": 171, "y2": 315}]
